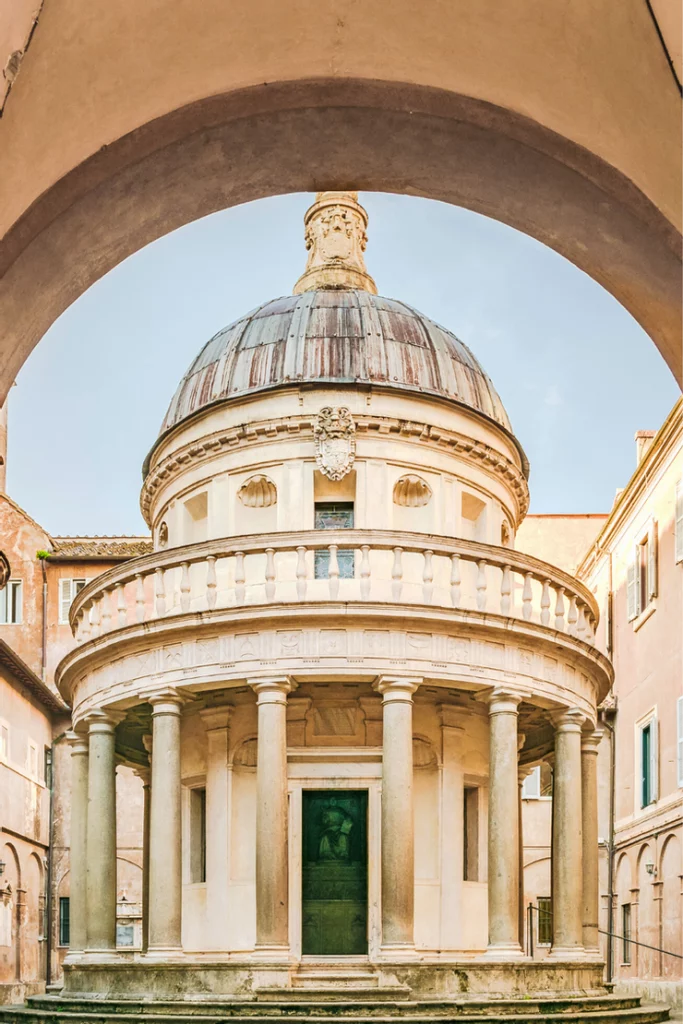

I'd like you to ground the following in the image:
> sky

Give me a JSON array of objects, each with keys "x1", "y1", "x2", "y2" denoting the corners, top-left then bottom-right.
[{"x1": 7, "y1": 192, "x2": 680, "y2": 537}]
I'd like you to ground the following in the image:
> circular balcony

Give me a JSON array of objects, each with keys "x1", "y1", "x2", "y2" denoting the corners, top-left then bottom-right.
[{"x1": 57, "y1": 530, "x2": 612, "y2": 728}]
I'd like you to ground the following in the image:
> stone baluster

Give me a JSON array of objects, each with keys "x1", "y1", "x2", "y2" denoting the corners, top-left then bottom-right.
[
  {"x1": 250, "y1": 677, "x2": 295, "y2": 954},
  {"x1": 116, "y1": 584, "x2": 127, "y2": 628},
  {"x1": 206, "y1": 556, "x2": 217, "y2": 609},
  {"x1": 90, "y1": 599, "x2": 101, "y2": 638},
  {"x1": 581, "y1": 728, "x2": 603, "y2": 954},
  {"x1": 476, "y1": 559, "x2": 487, "y2": 611},
  {"x1": 359, "y1": 545, "x2": 371, "y2": 599},
  {"x1": 80, "y1": 604, "x2": 91, "y2": 642},
  {"x1": 179, "y1": 562, "x2": 191, "y2": 613},
  {"x1": 450, "y1": 553, "x2": 461, "y2": 607},
  {"x1": 422, "y1": 550, "x2": 434, "y2": 604},
  {"x1": 296, "y1": 546, "x2": 307, "y2": 600},
  {"x1": 234, "y1": 552, "x2": 246, "y2": 604},
  {"x1": 328, "y1": 544, "x2": 340, "y2": 599},
  {"x1": 567, "y1": 594, "x2": 578, "y2": 635},
  {"x1": 501, "y1": 565, "x2": 512, "y2": 616},
  {"x1": 550, "y1": 708, "x2": 585, "y2": 958},
  {"x1": 391, "y1": 547, "x2": 403, "y2": 601},
  {"x1": 554, "y1": 586, "x2": 565, "y2": 631},
  {"x1": 486, "y1": 689, "x2": 523, "y2": 958},
  {"x1": 85, "y1": 710, "x2": 120, "y2": 953},
  {"x1": 264, "y1": 548, "x2": 276, "y2": 601},
  {"x1": 65, "y1": 731, "x2": 89, "y2": 956},
  {"x1": 540, "y1": 579, "x2": 551, "y2": 626},
  {"x1": 148, "y1": 691, "x2": 184, "y2": 956},
  {"x1": 101, "y1": 588, "x2": 112, "y2": 633},
  {"x1": 522, "y1": 572, "x2": 533, "y2": 621},
  {"x1": 375, "y1": 676, "x2": 421, "y2": 953},
  {"x1": 135, "y1": 573, "x2": 146, "y2": 623},
  {"x1": 575, "y1": 602, "x2": 586, "y2": 640},
  {"x1": 155, "y1": 568, "x2": 166, "y2": 617}
]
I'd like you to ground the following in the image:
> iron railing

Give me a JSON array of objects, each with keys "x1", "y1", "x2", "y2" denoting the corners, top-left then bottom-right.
[{"x1": 526, "y1": 903, "x2": 682, "y2": 960}]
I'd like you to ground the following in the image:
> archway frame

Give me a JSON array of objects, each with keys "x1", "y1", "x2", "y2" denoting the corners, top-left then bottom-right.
[{"x1": 0, "y1": 79, "x2": 680, "y2": 397}]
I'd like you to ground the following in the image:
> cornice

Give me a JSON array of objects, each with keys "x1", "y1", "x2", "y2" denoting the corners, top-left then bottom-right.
[
  {"x1": 577, "y1": 397, "x2": 682, "y2": 579},
  {"x1": 140, "y1": 413, "x2": 529, "y2": 527}
]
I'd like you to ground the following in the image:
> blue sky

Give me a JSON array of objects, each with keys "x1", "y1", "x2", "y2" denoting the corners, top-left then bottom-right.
[{"x1": 7, "y1": 192, "x2": 680, "y2": 536}]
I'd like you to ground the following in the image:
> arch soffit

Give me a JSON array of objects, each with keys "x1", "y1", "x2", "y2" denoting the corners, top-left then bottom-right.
[
  {"x1": 0, "y1": 79, "x2": 680, "y2": 401},
  {"x1": 658, "y1": 832, "x2": 679, "y2": 873}
]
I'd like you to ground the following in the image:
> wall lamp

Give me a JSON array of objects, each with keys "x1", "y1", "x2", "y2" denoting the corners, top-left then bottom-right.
[
  {"x1": 0, "y1": 859, "x2": 5, "y2": 877},
  {"x1": 645, "y1": 860, "x2": 657, "y2": 877}
]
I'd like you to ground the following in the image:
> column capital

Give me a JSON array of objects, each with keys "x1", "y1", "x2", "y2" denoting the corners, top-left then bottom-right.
[
  {"x1": 249, "y1": 676, "x2": 297, "y2": 704},
  {"x1": 552, "y1": 707, "x2": 585, "y2": 733},
  {"x1": 83, "y1": 708, "x2": 125, "y2": 734},
  {"x1": 438, "y1": 704, "x2": 468, "y2": 731},
  {"x1": 199, "y1": 705, "x2": 232, "y2": 732},
  {"x1": 374, "y1": 676, "x2": 421, "y2": 702},
  {"x1": 518, "y1": 765, "x2": 534, "y2": 786},
  {"x1": 581, "y1": 727, "x2": 604, "y2": 755},
  {"x1": 142, "y1": 733, "x2": 153, "y2": 756},
  {"x1": 486, "y1": 688, "x2": 523, "y2": 714},
  {"x1": 65, "y1": 729, "x2": 89, "y2": 756},
  {"x1": 148, "y1": 688, "x2": 186, "y2": 715},
  {"x1": 133, "y1": 765, "x2": 151, "y2": 786}
]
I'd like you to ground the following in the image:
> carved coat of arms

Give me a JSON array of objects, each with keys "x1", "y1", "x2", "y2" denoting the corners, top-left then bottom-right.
[{"x1": 314, "y1": 407, "x2": 356, "y2": 480}]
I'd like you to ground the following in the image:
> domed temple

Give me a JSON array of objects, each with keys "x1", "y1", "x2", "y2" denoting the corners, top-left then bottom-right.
[{"x1": 55, "y1": 193, "x2": 612, "y2": 1002}]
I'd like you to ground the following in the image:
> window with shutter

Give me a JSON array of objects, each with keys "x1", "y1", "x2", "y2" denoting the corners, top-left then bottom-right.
[
  {"x1": 676, "y1": 479, "x2": 683, "y2": 564},
  {"x1": 650, "y1": 715, "x2": 658, "y2": 804},
  {"x1": 677, "y1": 697, "x2": 683, "y2": 788},
  {"x1": 647, "y1": 520, "x2": 658, "y2": 601},
  {"x1": 59, "y1": 579, "x2": 72, "y2": 624},
  {"x1": 0, "y1": 580, "x2": 22, "y2": 624},
  {"x1": 626, "y1": 552, "x2": 639, "y2": 621}
]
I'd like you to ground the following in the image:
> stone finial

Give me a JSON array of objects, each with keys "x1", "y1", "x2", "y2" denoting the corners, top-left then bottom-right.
[{"x1": 293, "y1": 191, "x2": 377, "y2": 294}]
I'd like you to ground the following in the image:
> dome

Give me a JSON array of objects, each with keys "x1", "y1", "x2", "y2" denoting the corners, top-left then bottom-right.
[
  {"x1": 154, "y1": 191, "x2": 519, "y2": 469},
  {"x1": 159, "y1": 289, "x2": 512, "y2": 436}
]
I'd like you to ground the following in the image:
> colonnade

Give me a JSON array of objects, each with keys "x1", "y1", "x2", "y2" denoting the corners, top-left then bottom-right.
[{"x1": 66, "y1": 681, "x2": 602, "y2": 960}]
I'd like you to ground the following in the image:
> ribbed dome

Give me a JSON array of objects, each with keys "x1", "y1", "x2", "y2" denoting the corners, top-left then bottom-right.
[{"x1": 160, "y1": 289, "x2": 512, "y2": 436}]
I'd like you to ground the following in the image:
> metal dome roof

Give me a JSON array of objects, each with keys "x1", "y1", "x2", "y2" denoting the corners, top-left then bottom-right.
[{"x1": 159, "y1": 289, "x2": 513, "y2": 436}]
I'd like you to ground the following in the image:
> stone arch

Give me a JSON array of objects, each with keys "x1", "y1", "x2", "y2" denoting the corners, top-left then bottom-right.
[
  {"x1": 659, "y1": 833, "x2": 681, "y2": 974},
  {"x1": 231, "y1": 736, "x2": 258, "y2": 769},
  {"x1": 412, "y1": 735, "x2": 439, "y2": 769},
  {"x1": 0, "y1": 74, "x2": 680, "y2": 398},
  {"x1": 23, "y1": 852, "x2": 44, "y2": 982}
]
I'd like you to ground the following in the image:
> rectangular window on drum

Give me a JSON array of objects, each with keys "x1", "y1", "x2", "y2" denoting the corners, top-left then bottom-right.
[
  {"x1": 189, "y1": 787, "x2": 207, "y2": 883},
  {"x1": 314, "y1": 502, "x2": 355, "y2": 579}
]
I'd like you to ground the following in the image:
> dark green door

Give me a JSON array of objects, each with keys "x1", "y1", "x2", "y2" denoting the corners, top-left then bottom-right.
[{"x1": 302, "y1": 790, "x2": 368, "y2": 955}]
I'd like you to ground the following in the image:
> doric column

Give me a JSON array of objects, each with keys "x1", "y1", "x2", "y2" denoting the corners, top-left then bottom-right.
[
  {"x1": 85, "y1": 711, "x2": 119, "y2": 954},
  {"x1": 65, "y1": 731, "x2": 89, "y2": 956},
  {"x1": 581, "y1": 728, "x2": 603, "y2": 954},
  {"x1": 486, "y1": 689, "x2": 523, "y2": 957},
  {"x1": 200, "y1": 706, "x2": 231, "y2": 950},
  {"x1": 135, "y1": 739, "x2": 152, "y2": 954},
  {"x1": 375, "y1": 675, "x2": 421, "y2": 952},
  {"x1": 550, "y1": 708, "x2": 585, "y2": 957},
  {"x1": 148, "y1": 692, "x2": 184, "y2": 955},
  {"x1": 250, "y1": 677, "x2": 295, "y2": 953}
]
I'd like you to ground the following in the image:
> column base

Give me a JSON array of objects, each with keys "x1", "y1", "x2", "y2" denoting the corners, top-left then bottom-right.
[
  {"x1": 548, "y1": 944, "x2": 585, "y2": 959},
  {"x1": 483, "y1": 942, "x2": 525, "y2": 960},
  {"x1": 252, "y1": 943, "x2": 291, "y2": 961},
  {"x1": 82, "y1": 948, "x2": 119, "y2": 963},
  {"x1": 145, "y1": 945, "x2": 185, "y2": 961},
  {"x1": 378, "y1": 942, "x2": 417, "y2": 960}
]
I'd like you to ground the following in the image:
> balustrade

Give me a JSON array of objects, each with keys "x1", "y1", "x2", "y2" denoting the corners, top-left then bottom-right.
[{"x1": 70, "y1": 530, "x2": 599, "y2": 648}]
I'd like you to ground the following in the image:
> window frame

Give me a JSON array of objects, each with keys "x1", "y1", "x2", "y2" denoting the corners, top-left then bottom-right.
[
  {"x1": 58, "y1": 896, "x2": 70, "y2": 947},
  {"x1": 0, "y1": 579, "x2": 23, "y2": 624},
  {"x1": 537, "y1": 896, "x2": 553, "y2": 946},
  {"x1": 58, "y1": 578, "x2": 87, "y2": 625},
  {"x1": 627, "y1": 519, "x2": 658, "y2": 625},
  {"x1": 621, "y1": 902, "x2": 632, "y2": 965},
  {"x1": 636, "y1": 707, "x2": 659, "y2": 810}
]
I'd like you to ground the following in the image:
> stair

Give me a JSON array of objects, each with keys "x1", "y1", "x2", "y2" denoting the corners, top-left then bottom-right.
[{"x1": 0, "y1": 993, "x2": 670, "y2": 1023}]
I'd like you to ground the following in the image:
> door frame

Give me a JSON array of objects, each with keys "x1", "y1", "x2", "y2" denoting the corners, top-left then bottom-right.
[{"x1": 287, "y1": 748, "x2": 382, "y2": 960}]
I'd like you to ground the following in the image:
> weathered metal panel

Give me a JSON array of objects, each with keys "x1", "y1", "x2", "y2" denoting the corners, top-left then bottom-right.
[{"x1": 160, "y1": 289, "x2": 512, "y2": 436}]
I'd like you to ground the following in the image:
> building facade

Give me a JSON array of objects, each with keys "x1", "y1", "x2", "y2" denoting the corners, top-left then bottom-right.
[{"x1": 578, "y1": 400, "x2": 683, "y2": 1012}]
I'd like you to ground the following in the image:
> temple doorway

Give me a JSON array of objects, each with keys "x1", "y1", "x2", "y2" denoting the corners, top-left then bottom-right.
[{"x1": 301, "y1": 790, "x2": 368, "y2": 956}]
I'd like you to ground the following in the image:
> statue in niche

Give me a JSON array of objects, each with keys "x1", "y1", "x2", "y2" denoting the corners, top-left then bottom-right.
[{"x1": 318, "y1": 796, "x2": 353, "y2": 861}]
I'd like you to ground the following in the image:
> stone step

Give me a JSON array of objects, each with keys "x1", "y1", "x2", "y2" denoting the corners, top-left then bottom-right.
[
  {"x1": 0, "y1": 1005, "x2": 671, "y2": 1024},
  {"x1": 0, "y1": 995, "x2": 670, "y2": 1023}
]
